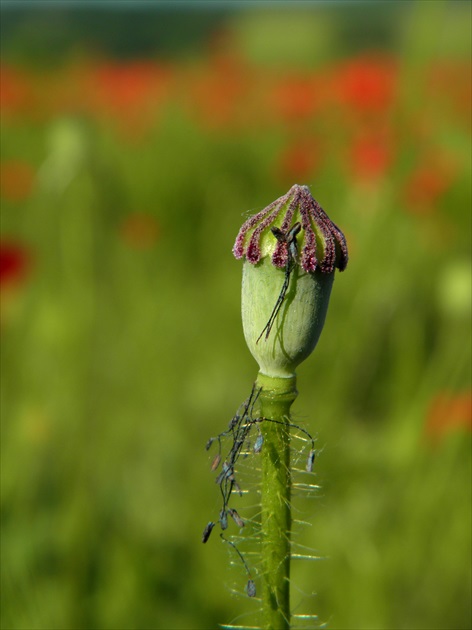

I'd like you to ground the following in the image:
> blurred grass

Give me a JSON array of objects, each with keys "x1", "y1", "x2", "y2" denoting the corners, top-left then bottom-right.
[{"x1": 1, "y1": 2, "x2": 471, "y2": 630}]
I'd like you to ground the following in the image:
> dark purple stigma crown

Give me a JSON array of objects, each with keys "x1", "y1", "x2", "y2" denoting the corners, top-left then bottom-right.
[{"x1": 233, "y1": 185, "x2": 348, "y2": 273}]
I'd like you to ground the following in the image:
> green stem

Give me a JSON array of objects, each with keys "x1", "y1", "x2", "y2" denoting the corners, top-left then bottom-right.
[{"x1": 256, "y1": 372, "x2": 298, "y2": 630}]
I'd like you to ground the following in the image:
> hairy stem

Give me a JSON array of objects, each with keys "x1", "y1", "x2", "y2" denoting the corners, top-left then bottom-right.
[{"x1": 256, "y1": 372, "x2": 298, "y2": 630}]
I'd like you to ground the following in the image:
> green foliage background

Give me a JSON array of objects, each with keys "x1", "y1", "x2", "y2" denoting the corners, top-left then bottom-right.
[{"x1": 1, "y1": 2, "x2": 471, "y2": 629}]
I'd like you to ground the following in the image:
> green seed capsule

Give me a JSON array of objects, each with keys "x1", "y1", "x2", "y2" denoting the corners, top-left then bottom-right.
[
  {"x1": 242, "y1": 258, "x2": 334, "y2": 377},
  {"x1": 234, "y1": 184, "x2": 348, "y2": 378}
]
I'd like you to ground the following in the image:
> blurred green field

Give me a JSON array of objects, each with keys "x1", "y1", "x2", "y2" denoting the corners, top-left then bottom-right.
[{"x1": 1, "y1": 3, "x2": 471, "y2": 630}]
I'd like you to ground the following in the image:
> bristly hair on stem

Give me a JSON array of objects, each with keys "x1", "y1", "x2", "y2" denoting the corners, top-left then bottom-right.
[{"x1": 202, "y1": 375, "x2": 322, "y2": 628}]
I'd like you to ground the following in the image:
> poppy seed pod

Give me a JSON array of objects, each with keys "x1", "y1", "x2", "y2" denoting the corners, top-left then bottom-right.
[{"x1": 233, "y1": 184, "x2": 348, "y2": 378}]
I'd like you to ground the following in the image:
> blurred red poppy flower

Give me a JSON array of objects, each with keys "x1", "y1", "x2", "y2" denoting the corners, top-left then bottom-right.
[
  {"x1": 276, "y1": 137, "x2": 321, "y2": 182},
  {"x1": 333, "y1": 56, "x2": 397, "y2": 115},
  {"x1": 348, "y1": 132, "x2": 394, "y2": 182},
  {"x1": 0, "y1": 64, "x2": 35, "y2": 117},
  {"x1": 0, "y1": 160, "x2": 35, "y2": 202},
  {"x1": 270, "y1": 74, "x2": 321, "y2": 123},
  {"x1": 187, "y1": 54, "x2": 254, "y2": 130},
  {"x1": 119, "y1": 213, "x2": 160, "y2": 249},
  {"x1": 425, "y1": 392, "x2": 472, "y2": 445},
  {"x1": 83, "y1": 60, "x2": 173, "y2": 134},
  {"x1": 428, "y1": 61, "x2": 472, "y2": 127},
  {"x1": 0, "y1": 241, "x2": 31, "y2": 287},
  {"x1": 404, "y1": 155, "x2": 457, "y2": 215}
]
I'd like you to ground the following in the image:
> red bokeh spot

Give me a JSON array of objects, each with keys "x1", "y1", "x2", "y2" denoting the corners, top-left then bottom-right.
[
  {"x1": 0, "y1": 161, "x2": 35, "y2": 202},
  {"x1": 81, "y1": 60, "x2": 174, "y2": 136},
  {"x1": 349, "y1": 133, "x2": 393, "y2": 182},
  {"x1": 270, "y1": 74, "x2": 321, "y2": 123},
  {"x1": 187, "y1": 53, "x2": 254, "y2": 130},
  {"x1": 425, "y1": 392, "x2": 472, "y2": 445},
  {"x1": 404, "y1": 155, "x2": 457, "y2": 215},
  {"x1": 333, "y1": 56, "x2": 397, "y2": 115},
  {"x1": 276, "y1": 137, "x2": 322, "y2": 182},
  {"x1": 0, "y1": 241, "x2": 31, "y2": 287},
  {"x1": 119, "y1": 213, "x2": 160, "y2": 249},
  {"x1": 0, "y1": 64, "x2": 35, "y2": 117}
]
